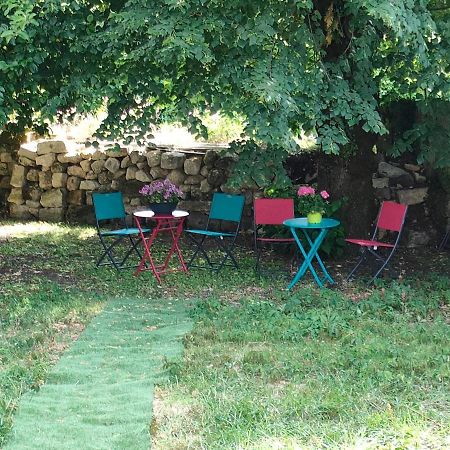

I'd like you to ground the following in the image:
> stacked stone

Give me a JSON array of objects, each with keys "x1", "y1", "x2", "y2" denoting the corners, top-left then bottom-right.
[
  {"x1": 6, "y1": 140, "x2": 236, "y2": 223},
  {"x1": 372, "y1": 161, "x2": 428, "y2": 205},
  {"x1": 372, "y1": 161, "x2": 433, "y2": 246}
]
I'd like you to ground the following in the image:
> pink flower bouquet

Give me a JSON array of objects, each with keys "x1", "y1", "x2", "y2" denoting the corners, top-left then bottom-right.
[{"x1": 297, "y1": 185, "x2": 330, "y2": 215}]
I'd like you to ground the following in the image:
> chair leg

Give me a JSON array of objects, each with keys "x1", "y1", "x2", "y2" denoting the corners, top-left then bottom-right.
[
  {"x1": 215, "y1": 237, "x2": 239, "y2": 270},
  {"x1": 439, "y1": 230, "x2": 449, "y2": 251},
  {"x1": 187, "y1": 234, "x2": 214, "y2": 269},
  {"x1": 347, "y1": 248, "x2": 368, "y2": 281},
  {"x1": 97, "y1": 236, "x2": 124, "y2": 271},
  {"x1": 118, "y1": 235, "x2": 144, "y2": 267},
  {"x1": 367, "y1": 248, "x2": 397, "y2": 285}
]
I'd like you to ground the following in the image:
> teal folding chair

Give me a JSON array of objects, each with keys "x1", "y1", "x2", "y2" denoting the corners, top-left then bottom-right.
[
  {"x1": 186, "y1": 193, "x2": 245, "y2": 271},
  {"x1": 92, "y1": 192, "x2": 150, "y2": 270}
]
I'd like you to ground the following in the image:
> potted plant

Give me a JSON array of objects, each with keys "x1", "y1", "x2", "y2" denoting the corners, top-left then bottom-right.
[
  {"x1": 139, "y1": 179, "x2": 184, "y2": 214},
  {"x1": 296, "y1": 185, "x2": 330, "y2": 224}
]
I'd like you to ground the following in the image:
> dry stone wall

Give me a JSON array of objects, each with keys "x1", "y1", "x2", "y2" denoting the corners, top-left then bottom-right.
[
  {"x1": 0, "y1": 140, "x2": 242, "y2": 227},
  {"x1": 1, "y1": 138, "x2": 449, "y2": 246}
]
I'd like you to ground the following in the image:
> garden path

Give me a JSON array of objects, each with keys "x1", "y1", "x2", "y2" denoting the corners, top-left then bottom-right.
[{"x1": 4, "y1": 297, "x2": 191, "y2": 450}]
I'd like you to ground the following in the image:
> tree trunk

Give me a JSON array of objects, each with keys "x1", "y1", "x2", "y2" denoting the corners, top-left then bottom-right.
[{"x1": 318, "y1": 130, "x2": 378, "y2": 237}]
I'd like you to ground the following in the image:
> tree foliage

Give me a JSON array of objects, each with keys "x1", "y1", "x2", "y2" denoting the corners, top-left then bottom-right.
[{"x1": 1, "y1": 1, "x2": 449, "y2": 184}]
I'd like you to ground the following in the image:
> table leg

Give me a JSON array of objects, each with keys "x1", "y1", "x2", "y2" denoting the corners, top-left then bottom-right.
[
  {"x1": 302, "y1": 230, "x2": 335, "y2": 285},
  {"x1": 134, "y1": 217, "x2": 162, "y2": 283},
  {"x1": 288, "y1": 228, "x2": 329, "y2": 289},
  {"x1": 161, "y1": 218, "x2": 188, "y2": 273}
]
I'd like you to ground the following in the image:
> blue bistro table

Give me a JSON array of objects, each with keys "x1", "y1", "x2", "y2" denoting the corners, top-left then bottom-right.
[{"x1": 283, "y1": 217, "x2": 340, "y2": 289}]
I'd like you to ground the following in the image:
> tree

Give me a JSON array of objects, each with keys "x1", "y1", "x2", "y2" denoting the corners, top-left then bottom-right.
[{"x1": 1, "y1": 1, "x2": 448, "y2": 179}]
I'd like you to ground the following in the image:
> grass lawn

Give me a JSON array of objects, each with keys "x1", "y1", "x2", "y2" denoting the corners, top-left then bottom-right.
[{"x1": 0, "y1": 221, "x2": 449, "y2": 449}]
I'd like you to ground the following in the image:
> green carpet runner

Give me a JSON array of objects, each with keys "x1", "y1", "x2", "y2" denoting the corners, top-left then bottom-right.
[{"x1": 4, "y1": 297, "x2": 191, "y2": 450}]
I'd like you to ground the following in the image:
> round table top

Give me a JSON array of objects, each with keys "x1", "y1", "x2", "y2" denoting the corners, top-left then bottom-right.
[
  {"x1": 283, "y1": 217, "x2": 340, "y2": 229},
  {"x1": 134, "y1": 209, "x2": 189, "y2": 219}
]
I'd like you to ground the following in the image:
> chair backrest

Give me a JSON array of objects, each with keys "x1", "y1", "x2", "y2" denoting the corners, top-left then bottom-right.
[
  {"x1": 254, "y1": 198, "x2": 295, "y2": 225},
  {"x1": 209, "y1": 193, "x2": 245, "y2": 223},
  {"x1": 92, "y1": 192, "x2": 126, "y2": 221},
  {"x1": 376, "y1": 201, "x2": 408, "y2": 232}
]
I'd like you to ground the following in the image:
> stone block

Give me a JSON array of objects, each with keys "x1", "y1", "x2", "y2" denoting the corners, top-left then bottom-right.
[
  {"x1": 160, "y1": 151, "x2": 185, "y2": 170},
  {"x1": 39, "y1": 171, "x2": 53, "y2": 190},
  {"x1": 203, "y1": 150, "x2": 218, "y2": 168},
  {"x1": 130, "y1": 151, "x2": 146, "y2": 164},
  {"x1": 0, "y1": 152, "x2": 13, "y2": 163},
  {"x1": 51, "y1": 162, "x2": 66, "y2": 173},
  {"x1": 404, "y1": 163, "x2": 421, "y2": 172},
  {"x1": 146, "y1": 150, "x2": 161, "y2": 167},
  {"x1": 389, "y1": 174, "x2": 414, "y2": 188},
  {"x1": 397, "y1": 187, "x2": 428, "y2": 205},
  {"x1": 58, "y1": 154, "x2": 82, "y2": 164},
  {"x1": 121, "y1": 156, "x2": 131, "y2": 168},
  {"x1": 67, "y1": 176, "x2": 81, "y2": 191},
  {"x1": 136, "y1": 162, "x2": 147, "y2": 169},
  {"x1": 135, "y1": 169, "x2": 152, "y2": 182},
  {"x1": 67, "y1": 165, "x2": 86, "y2": 178},
  {"x1": 126, "y1": 166, "x2": 138, "y2": 180},
  {"x1": 10, "y1": 165, "x2": 26, "y2": 187},
  {"x1": 90, "y1": 150, "x2": 107, "y2": 161},
  {"x1": 378, "y1": 162, "x2": 408, "y2": 178},
  {"x1": 68, "y1": 190, "x2": 84, "y2": 205},
  {"x1": 8, "y1": 188, "x2": 24, "y2": 205},
  {"x1": 80, "y1": 159, "x2": 91, "y2": 172},
  {"x1": 207, "y1": 168, "x2": 226, "y2": 187},
  {"x1": 39, "y1": 207, "x2": 65, "y2": 222},
  {"x1": 105, "y1": 147, "x2": 128, "y2": 158},
  {"x1": 372, "y1": 176, "x2": 389, "y2": 189},
  {"x1": 80, "y1": 180, "x2": 100, "y2": 190},
  {"x1": 40, "y1": 189, "x2": 65, "y2": 208},
  {"x1": 9, "y1": 204, "x2": 32, "y2": 220},
  {"x1": 26, "y1": 200, "x2": 41, "y2": 209},
  {"x1": 185, "y1": 175, "x2": 204, "y2": 185},
  {"x1": 184, "y1": 156, "x2": 202, "y2": 175},
  {"x1": 98, "y1": 172, "x2": 113, "y2": 185},
  {"x1": 113, "y1": 169, "x2": 126, "y2": 179},
  {"x1": 215, "y1": 155, "x2": 237, "y2": 170},
  {"x1": 18, "y1": 156, "x2": 36, "y2": 167},
  {"x1": 29, "y1": 188, "x2": 42, "y2": 202},
  {"x1": 167, "y1": 169, "x2": 186, "y2": 186},
  {"x1": 52, "y1": 173, "x2": 68, "y2": 188},
  {"x1": 0, "y1": 162, "x2": 8, "y2": 175},
  {"x1": 0, "y1": 176, "x2": 10, "y2": 188},
  {"x1": 85, "y1": 171, "x2": 97, "y2": 180},
  {"x1": 150, "y1": 167, "x2": 168, "y2": 179},
  {"x1": 36, "y1": 153, "x2": 56, "y2": 169},
  {"x1": 36, "y1": 140, "x2": 67, "y2": 155},
  {"x1": 104, "y1": 157, "x2": 120, "y2": 173},
  {"x1": 200, "y1": 166, "x2": 209, "y2": 177},
  {"x1": 200, "y1": 179, "x2": 212, "y2": 193},
  {"x1": 18, "y1": 145, "x2": 37, "y2": 160}
]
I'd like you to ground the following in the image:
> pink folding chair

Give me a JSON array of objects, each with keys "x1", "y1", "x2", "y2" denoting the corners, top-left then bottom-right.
[
  {"x1": 253, "y1": 198, "x2": 295, "y2": 274},
  {"x1": 346, "y1": 201, "x2": 408, "y2": 284}
]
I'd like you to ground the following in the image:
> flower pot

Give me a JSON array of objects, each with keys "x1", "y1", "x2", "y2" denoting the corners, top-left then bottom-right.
[
  {"x1": 149, "y1": 202, "x2": 178, "y2": 215},
  {"x1": 307, "y1": 212, "x2": 322, "y2": 224}
]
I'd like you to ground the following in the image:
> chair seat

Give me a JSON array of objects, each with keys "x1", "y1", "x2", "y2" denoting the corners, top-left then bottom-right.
[
  {"x1": 101, "y1": 227, "x2": 150, "y2": 236},
  {"x1": 346, "y1": 238, "x2": 394, "y2": 248},
  {"x1": 186, "y1": 229, "x2": 236, "y2": 238},
  {"x1": 257, "y1": 237, "x2": 295, "y2": 242}
]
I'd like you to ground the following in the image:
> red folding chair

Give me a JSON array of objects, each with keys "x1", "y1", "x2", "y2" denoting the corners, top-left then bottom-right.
[
  {"x1": 346, "y1": 201, "x2": 408, "y2": 284},
  {"x1": 253, "y1": 198, "x2": 295, "y2": 274}
]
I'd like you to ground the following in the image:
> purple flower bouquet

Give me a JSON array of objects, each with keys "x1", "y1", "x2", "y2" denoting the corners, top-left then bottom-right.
[{"x1": 139, "y1": 179, "x2": 184, "y2": 214}]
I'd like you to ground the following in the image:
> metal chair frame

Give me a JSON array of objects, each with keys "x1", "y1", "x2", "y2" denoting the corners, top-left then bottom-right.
[
  {"x1": 93, "y1": 192, "x2": 150, "y2": 271},
  {"x1": 186, "y1": 193, "x2": 245, "y2": 272},
  {"x1": 253, "y1": 198, "x2": 296, "y2": 275},
  {"x1": 346, "y1": 201, "x2": 408, "y2": 285}
]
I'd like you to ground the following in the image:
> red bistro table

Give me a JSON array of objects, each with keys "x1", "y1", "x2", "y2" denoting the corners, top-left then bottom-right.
[{"x1": 134, "y1": 210, "x2": 189, "y2": 283}]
